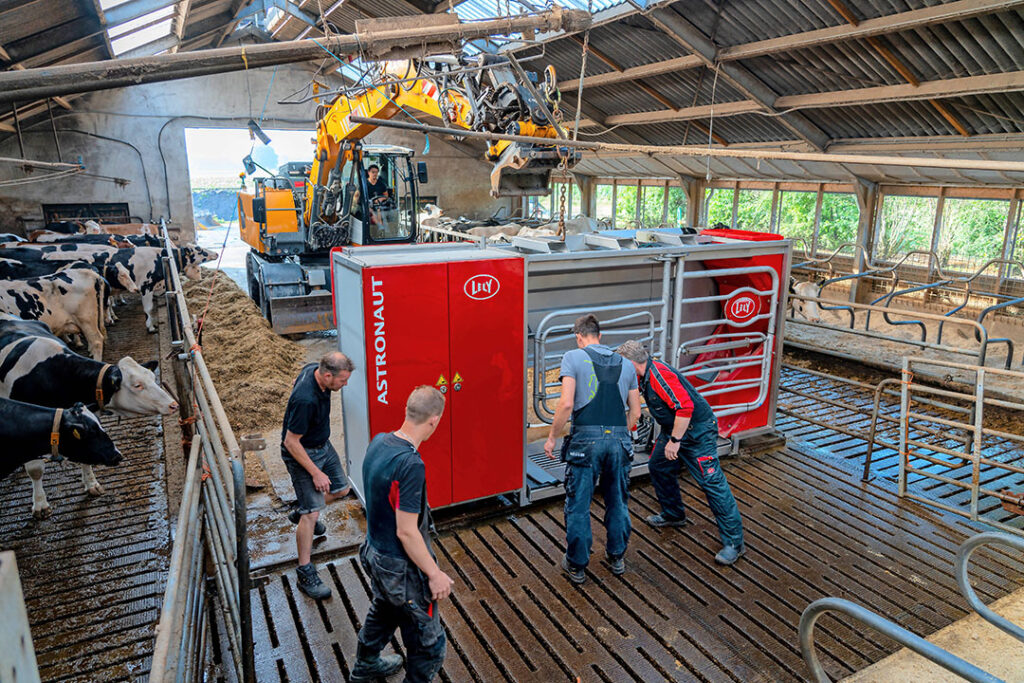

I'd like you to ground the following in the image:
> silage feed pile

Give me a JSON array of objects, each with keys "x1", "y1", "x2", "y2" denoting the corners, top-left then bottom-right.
[{"x1": 183, "y1": 269, "x2": 306, "y2": 435}]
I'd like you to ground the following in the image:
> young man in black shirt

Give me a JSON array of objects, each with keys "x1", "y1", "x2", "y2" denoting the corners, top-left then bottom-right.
[
  {"x1": 350, "y1": 386, "x2": 453, "y2": 683},
  {"x1": 281, "y1": 351, "x2": 354, "y2": 599},
  {"x1": 366, "y1": 164, "x2": 391, "y2": 203}
]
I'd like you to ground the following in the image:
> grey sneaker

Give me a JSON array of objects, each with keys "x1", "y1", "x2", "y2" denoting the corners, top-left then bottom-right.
[
  {"x1": 296, "y1": 563, "x2": 331, "y2": 600},
  {"x1": 289, "y1": 509, "x2": 326, "y2": 536},
  {"x1": 607, "y1": 554, "x2": 626, "y2": 576},
  {"x1": 714, "y1": 544, "x2": 746, "y2": 566},
  {"x1": 561, "y1": 554, "x2": 586, "y2": 585},
  {"x1": 349, "y1": 653, "x2": 404, "y2": 682},
  {"x1": 646, "y1": 513, "x2": 689, "y2": 528}
]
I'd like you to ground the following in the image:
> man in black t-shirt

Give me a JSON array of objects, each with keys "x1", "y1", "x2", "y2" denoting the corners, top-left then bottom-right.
[
  {"x1": 281, "y1": 351, "x2": 355, "y2": 600},
  {"x1": 350, "y1": 386, "x2": 453, "y2": 683},
  {"x1": 366, "y1": 164, "x2": 391, "y2": 204}
]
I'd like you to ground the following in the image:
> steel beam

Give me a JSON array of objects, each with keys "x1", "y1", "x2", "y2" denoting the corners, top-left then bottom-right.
[{"x1": 0, "y1": 8, "x2": 589, "y2": 103}]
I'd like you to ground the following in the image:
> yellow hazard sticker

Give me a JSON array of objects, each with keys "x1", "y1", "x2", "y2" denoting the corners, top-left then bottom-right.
[
  {"x1": 436, "y1": 375, "x2": 447, "y2": 386},
  {"x1": 453, "y1": 372, "x2": 463, "y2": 383}
]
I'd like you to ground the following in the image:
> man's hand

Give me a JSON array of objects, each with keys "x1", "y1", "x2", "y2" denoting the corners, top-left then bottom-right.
[
  {"x1": 428, "y1": 569, "x2": 455, "y2": 601},
  {"x1": 664, "y1": 440, "x2": 680, "y2": 461},
  {"x1": 311, "y1": 468, "x2": 331, "y2": 493},
  {"x1": 544, "y1": 436, "x2": 557, "y2": 460}
]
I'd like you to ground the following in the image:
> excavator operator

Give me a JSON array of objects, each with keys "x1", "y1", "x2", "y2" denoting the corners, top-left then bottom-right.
[{"x1": 365, "y1": 164, "x2": 392, "y2": 205}]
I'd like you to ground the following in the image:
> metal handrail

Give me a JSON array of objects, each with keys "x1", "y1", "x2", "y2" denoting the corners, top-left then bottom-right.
[
  {"x1": 799, "y1": 597, "x2": 1002, "y2": 683},
  {"x1": 150, "y1": 222, "x2": 253, "y2": 682},
  {"x1": 956, "y1": 532, "x2": 1024, "y2": 645}
]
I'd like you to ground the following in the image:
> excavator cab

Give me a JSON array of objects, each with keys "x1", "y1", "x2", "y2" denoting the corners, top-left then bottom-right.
[{"x1": 349, "y1": 149, "x2": 418, "y2": 244}]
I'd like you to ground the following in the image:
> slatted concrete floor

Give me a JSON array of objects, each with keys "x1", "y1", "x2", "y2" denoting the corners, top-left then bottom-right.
[
  {"x1": 778, "y1": 364, "x2": 1024, "y2": 532},
  {"x1": 0, "y1": 298, "x2": 170, "y2": 682},
  {"x1": 249, "y1": 442, "x2": 1024, "y2": 682}
]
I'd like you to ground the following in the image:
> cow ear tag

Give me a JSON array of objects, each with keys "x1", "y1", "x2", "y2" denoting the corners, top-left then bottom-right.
[{"x1": 73, "y1": 429, "x2": 82, "y2": 440}]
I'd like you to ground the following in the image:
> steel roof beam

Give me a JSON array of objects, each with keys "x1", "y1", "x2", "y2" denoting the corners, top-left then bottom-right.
[{"x1": 644, "y1": 6, "x2": 831, "y2": 151}]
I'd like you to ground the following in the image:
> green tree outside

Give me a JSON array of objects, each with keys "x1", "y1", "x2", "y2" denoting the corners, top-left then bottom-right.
[
  {"x1": 939, "y1": 198, "x2": 1009, "y2": 272},
  {"x1": 737, "y1": 190, "x2": 773, "y2": 231},
  {"x1": 705, "y1": 188, "x2": 734, "y2": 227}
]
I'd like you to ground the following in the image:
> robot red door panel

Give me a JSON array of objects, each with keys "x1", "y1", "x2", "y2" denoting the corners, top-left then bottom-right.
[
  {"x1": 362, "y1": 263, "x2": 453, "y2": 508},
  {"x1": 447, "y1": 258, "x2": 525, "y2": 503}
]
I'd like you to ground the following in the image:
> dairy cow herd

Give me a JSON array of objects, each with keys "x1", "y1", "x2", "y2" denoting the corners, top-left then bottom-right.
[{"x1": 0, "y1": 221, "x2": 216, "y2": 518}]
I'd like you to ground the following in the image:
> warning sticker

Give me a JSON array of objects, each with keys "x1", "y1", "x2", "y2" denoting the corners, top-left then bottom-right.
[
  {"x1": 436, "y1": 375, "x2": 447, "y2": 386},
  {"x1": 452, "y1": 372, "x2": 463, "y2": 383}
]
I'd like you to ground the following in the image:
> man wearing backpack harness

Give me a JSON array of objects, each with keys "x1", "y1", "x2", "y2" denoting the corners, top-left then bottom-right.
[
  {"x1": 544, "y1": 314, "x2": 642, "y2": 584},
  {"x1": 616, "y1": 339, "x2": 746, "y2": 566}
]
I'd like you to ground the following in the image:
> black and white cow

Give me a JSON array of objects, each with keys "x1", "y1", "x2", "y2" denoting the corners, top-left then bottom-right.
[
  {"x1": 0, "y1": 269, "x2": 108, "y2": 360},
  {"x1": 0, "y1": 243, "x2": 216, "y2": 331},
  {"x1": 0, "y1": 315, "x2": 178, "y2": 517},
  {"x1": 0, "y1": 233, "x2": 25, "y2": 243},
  {"x1": 0, "y1": 398, "x2": 122, "y2": 480},
  {"x1": 0, "y1": 248, "x2": 138, "y2": 294},
  {"x1": 31, "y1": 232, "x2": 162, "y2": 247}
]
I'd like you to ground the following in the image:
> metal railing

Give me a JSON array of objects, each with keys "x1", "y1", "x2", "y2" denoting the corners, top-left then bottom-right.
[
  {"x1": 150, "y1": 222, "x2": 255, "y2": 682},
  {"x1": 531, "y1": 259, "x2": 780, "y2": 424},
  {"x1": 897, "y1": 357, "x2": 1024, "y2": 537},
  {"x1": 799, "y1": 531, "x2": 1022, "y2": 683}
]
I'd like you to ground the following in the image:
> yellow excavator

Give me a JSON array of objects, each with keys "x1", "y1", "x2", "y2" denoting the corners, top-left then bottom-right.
[{"x1": 238, "y1": 53, "x2": 577, "y2": 333}]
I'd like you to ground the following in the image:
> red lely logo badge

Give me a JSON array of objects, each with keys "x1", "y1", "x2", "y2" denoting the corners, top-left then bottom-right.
[
  {"x1": 464, "y1": 274, "x2": 500, "y2": 300},
  {"x1": 726, "y1": 294, "x2": 760, "y2": 322}
]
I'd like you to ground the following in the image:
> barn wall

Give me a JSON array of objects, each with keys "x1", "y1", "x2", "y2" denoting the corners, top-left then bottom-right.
[{"x1": 0, "y1": 65, "x2": 510, "y2": 238}]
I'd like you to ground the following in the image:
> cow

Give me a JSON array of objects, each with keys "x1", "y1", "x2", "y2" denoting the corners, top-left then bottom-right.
[
  {"x1": 0, "y1": 248, "x2": 138, "y2": 293},
  {"x1": 0, "y1": 269, "x2": 109, "y2": 360},
  {"x1": 0, "y1": 243, "x2": 216, "y2": 331},
  {"x1": 0, "y1": 233, "x2": 25, "y2": 243},
  {"x1": 0, "y1": 398, "x2": 122, "y2": 480},
  {"x1": 788, "y1": 277, "x2": 824, "y2": 323},
  {"x1": 28, "y1": 232, "x2": 162, "y2": 247},
  {"x1": 0, "y1": 315, "x2": 177, "y2": 516}
]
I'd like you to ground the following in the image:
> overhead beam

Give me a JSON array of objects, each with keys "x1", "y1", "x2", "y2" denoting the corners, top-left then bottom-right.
[
  {"x1": 104, "y1": 0, "x2": 175, "y2": 25},
  {"x1": 562, "y1": 70, "x2": 1024, "y2": 129},
  {"x1": 558, "y1": 55, "x2": 702, "y2": 90},
  {"x1": 116, "y1": 33, "x2": 178, "y2": 59},
  {"x1": 645, "y1": 7, "x2": 831, "y2": 151},
  {"x1": 721, "y1": 0, "x2": 1021, "y2": 61},
  {"x1": 0, "y1": 9, "x2": 589, "y2": 103}
]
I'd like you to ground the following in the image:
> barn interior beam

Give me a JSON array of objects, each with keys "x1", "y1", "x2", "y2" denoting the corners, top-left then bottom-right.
[{"x1": 0, "y1": 8, "x2": 589, "y2": 103}]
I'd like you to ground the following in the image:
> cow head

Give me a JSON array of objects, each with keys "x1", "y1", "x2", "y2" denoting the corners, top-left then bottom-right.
[
  {"x1": 107, "y1": 357, "x2": 178, "y2": 416},
  {"x1": 179, "y1": 245, "x2": 217, "y2": 279},
  {"x1": 59, "y1": 403, "x2": 123, "y2": 467},
  {"x1": 113, "y1": 262, "x2": 140, "y2": 292}
]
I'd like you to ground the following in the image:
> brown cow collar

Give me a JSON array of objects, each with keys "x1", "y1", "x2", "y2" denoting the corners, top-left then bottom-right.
[
  {"x1": 96, "y1": 363, "x2": 112, "y2": 410},
  {"x1": 50, "y1": 408, "x2": 62, "y2": 459}
]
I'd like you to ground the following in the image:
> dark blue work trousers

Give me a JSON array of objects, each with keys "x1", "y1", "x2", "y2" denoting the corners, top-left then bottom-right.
[
  {"x1": 649, "y1": 421, "x2": 745, "y2": 548},
  {"x1": 563, "y1": 425, "x2": 633, "y2": 569}
]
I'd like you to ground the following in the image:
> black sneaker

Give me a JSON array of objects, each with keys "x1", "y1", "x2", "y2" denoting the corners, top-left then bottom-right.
[
  {"x1": 349, "y1": 653, "x2": 404, "y2": 682},
  {"x1": 561, "y1": 554, "x2": 586, "y2": 585},
  {"x1": 288, "y1": 509, "x2": 326, "y2": 536},
  {"x1": 646, "y1": 513, "x2": 689, "y2": 528},
  {"x1": 296, "y1": 563, "x2": 331, "y2": 600},
  {"x1": 607, "y1": 554, "x2": 626, "y2": 576}
]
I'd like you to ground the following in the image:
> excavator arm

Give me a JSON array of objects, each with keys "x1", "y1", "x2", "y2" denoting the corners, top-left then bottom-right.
[{"x1": 304, "y1": 54, "x2": 577, "y2": 230}]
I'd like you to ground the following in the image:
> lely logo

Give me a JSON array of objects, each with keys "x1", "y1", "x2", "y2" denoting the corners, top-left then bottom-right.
[
  {"x1": 464, "y1": 274, "x2": 500, "y2": 300},
  {"x1": 726, "y1": 294, "x2": 760, "y2": 322}
]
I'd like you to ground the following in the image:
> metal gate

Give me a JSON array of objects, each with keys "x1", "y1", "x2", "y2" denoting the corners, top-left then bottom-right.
[{"x1": 898, "y1": 357, "x2": 1024, "y2": 536}]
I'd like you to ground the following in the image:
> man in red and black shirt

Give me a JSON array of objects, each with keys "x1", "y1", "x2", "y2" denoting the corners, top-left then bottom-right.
[
  {"x1": 618, "y1": 340, "x2": 746, "y2": 565},
  {"x1": 352, "y1": 385, "x2": 453, "y2": 682}
]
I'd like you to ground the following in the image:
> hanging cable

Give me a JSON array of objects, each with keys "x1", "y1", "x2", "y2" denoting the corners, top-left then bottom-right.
[
  {"x1": 705, "y1": 62, "x2": 720, "y2": 182},
  {"x1": 571, "y1": 0, "x2": 592, "y2": 142}
]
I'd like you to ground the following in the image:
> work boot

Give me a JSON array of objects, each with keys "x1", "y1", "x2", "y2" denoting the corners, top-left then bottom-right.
[
  {"x1": 646, "y1": 513, "x2": 689, "y2": 528},
  {"x1": 561, "y1": 554, "x2": 586, "y2": 585},
  {"x1": 349, "y1": 652, "x2": 404, "y2": 682},
  {"x1": 296, "y1": 563, "x2": 331, "y2": 600},
  {"x1": 606, "y1": 554, "x2": 626, "y2": 576},
  {"x1": 714, "y1": 544, "x2": 746, "y2": 566},
  {"x1": 289, "y1": 509, "x2": 326, "y2": 536}
]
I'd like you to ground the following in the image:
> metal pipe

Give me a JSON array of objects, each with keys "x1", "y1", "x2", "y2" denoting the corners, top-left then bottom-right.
[
  {"x1": 0, "y1": 10, "x2": 590, "y2": 104},
  {"x1": 658, "y1": 258, "x2": 671, "y2": 359},
  {"x1": 865, "y1": 378, "x2": 907, "y2": 481},
  {"x1": 957, "y1": 534, "x2": 1024, "y2": 633},
  {"x1": 671, "y1": 257, "x2": 684, "y2": 368},
  {"x1": 234, "y1": 461, "x2": 255, "y2": 682},
  {"x1": 799, "y1": 597, "x2": 1002, "y2": 683},
  {"x1": 151, "y1": 438, "x2": 202, "y2": 680}
]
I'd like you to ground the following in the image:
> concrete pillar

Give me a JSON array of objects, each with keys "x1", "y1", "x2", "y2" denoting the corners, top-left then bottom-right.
[{"x1": 852, "y1": 178, "x2": 878, "y2": 304}]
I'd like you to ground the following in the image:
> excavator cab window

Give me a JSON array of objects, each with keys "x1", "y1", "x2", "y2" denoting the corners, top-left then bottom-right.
[{"x1": 360, "y1": 154, "x2": 414, "y2": 242}]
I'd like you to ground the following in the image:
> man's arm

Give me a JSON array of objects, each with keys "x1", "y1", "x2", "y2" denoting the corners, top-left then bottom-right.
[
  {"x1": 544, "y1": 376, "x2": 576, "y2": 459},
  {"x1": 396, "y1": 510, "x2": 453, "y2": 601},
  {"x1": 664, "y1": 415, "x2": 692, "y2": 461},
  {"x1": 626, "y1": 388, "x2": 641, "y2": 430},
  {"x1": 283, "y1": 430, "x2": 331, "y2": 493}
]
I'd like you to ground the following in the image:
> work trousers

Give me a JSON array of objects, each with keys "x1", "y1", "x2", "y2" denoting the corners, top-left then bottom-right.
[
  {"x1": 563, "y1": 425, "x2": 633, "y2": 569},
  {"x1": 357, "y1": 543, "x2": 446, "y2": 682},
  {"x1": 649, "y1": 421, "x2": 745, "y2": 549}
]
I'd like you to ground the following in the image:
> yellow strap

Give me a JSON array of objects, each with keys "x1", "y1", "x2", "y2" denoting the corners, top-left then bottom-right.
[
  {"x1": 95, "y1": 363, "x2": 111, "y2": 409},
  {"x1": 50, "y1": 408, "x2": 62, "y2": 458},
  {"x1": 241, "y1": 46, "x2": 248, "y2": 70}
]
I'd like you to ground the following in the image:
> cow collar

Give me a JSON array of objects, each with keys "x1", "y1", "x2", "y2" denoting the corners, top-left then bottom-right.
[
  {"x1": 50, "y1": 408, "x2": 63, "y2": 460},
  {"x1": 96, "y1": 363, "x2": 112, "y2": 410}
]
